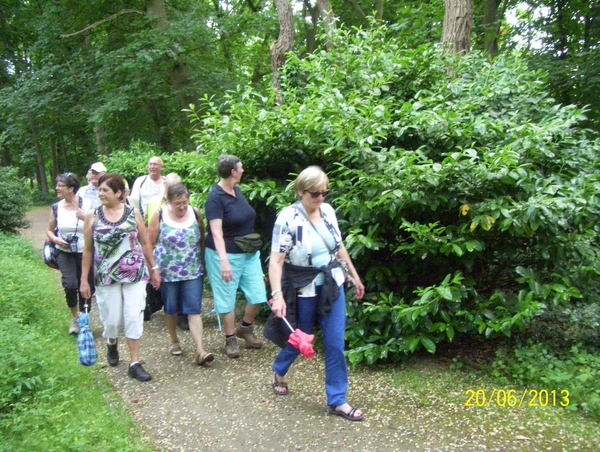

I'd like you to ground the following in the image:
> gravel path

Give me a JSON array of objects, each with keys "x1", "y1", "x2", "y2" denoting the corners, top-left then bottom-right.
[{"x1": 22, "y1": 207, "x2": 600, "y2": 452}]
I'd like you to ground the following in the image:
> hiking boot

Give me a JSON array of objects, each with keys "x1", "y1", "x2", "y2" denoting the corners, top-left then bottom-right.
[
  {"x1": 235, "y1": 324, "x2": 264, "y2": 349},
  {"x1": 128, "y1": 363, "x2": 152, "y2": 382},
  {"x1": 69, "y1": 318, "x2": 80, "y2": 335},
  {"x1": 107, "y1": 340, "x2": 119, "y2": 367},
  {"x1": 225, "y1": 336, "x2": 241, "y2": 359}
]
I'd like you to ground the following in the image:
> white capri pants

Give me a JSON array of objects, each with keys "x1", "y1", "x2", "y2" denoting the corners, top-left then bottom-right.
[{"x1": 95, "y1": 281, "x2": 147, "y2": 340}]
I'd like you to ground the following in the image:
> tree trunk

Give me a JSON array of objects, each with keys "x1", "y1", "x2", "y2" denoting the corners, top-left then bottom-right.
[
  {"x1": 317, "y1": 0, "x2": 336, "y2": 49},
  {"x1": 271, "y1": 0, "x2": 296, "y2": 104},
  {"x1": 374, "y1": 0, "x2": 384, "y2": 20},
  {"x1": 31, "y1": 120, "x2": 49, "y2": 193},
  {"x1": 95, "y1": 124, "x2": 107, "y2": 155},
  {"x1": 482, "y1": 0, "x2": 501, "y2": 58},
  {"x1": 345, "y1": 0, "x2": 370, "y2": 28},
  {"x1": 442, "y1": 0, "x2": 473, "y2": 55},
  {"x1": 51, "y1": 137, "x2": 59, "y2": 181},
  {"x1": 57, "y1": 125, "x2": 69, "y2": 170},
  {"x1": 147, "y1": 0, "x2": 196, "y2": 110},
  {"x1": 304, "y1": 0, "x2": 319, "y2": 54}
]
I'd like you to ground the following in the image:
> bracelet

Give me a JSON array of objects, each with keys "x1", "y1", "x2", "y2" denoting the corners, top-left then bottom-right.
[
  {"x1": 272, "y1": 295, "x2": 284, "y2": 300},
  {"x1": 271, "y1": 289, "x2": 282, "y2": 297},
  {"x1": 151, "y1": 265, "x2": 159, "y2": 270}
]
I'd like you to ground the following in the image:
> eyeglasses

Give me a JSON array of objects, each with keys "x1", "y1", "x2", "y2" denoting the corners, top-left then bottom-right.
[
  {"x1": 304, "y1": 189, "x2": 330, "y2": 199},
  {"x1": 56, "y1": 184, "x2": 68, "y2": 188}
]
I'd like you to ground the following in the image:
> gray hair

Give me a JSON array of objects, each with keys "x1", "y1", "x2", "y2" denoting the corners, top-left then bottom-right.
[
  {"x1": 217, "y1": 155, "x2": 241, "y2": 179},
  {"x1": 164, "y1": 173, "x2": 181, "y2": 188},
  {"x1": 166, "y1": 183, "x2": 190, "y2": 202}
]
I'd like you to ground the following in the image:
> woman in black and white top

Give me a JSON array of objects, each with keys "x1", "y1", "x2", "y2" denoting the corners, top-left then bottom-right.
[{"x1": 47, "y1": 173, "x2": 94, "y2": 335}]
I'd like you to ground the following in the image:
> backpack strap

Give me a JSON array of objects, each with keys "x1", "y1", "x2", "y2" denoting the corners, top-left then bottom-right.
[{"x1": 52, "y1": 203, "x2": 59, "y2": 234}]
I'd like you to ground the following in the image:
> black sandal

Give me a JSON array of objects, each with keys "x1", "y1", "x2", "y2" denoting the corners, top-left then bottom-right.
[
  {"x1": 272, "y1": 372, "x2": 288, "y2": 396},
  {"x1": 328, "y1": 405, "x2": 364, "y2": 421}
]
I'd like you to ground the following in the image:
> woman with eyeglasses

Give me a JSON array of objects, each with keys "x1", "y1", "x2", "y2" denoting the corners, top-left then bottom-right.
[
  {"x1": 264, "y1": 166, "x2": 365, "y2": 421},
  {"x1": 47, "y1": 173, "x2": 94, "y2": 335},
  {"x1": 147, "y1": 183, "x2": 214, "y2": 366}
]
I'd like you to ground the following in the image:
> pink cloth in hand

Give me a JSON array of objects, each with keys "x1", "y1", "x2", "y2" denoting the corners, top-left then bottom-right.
[{"x1": 288, "y1": 329, "x2": 315, "y2": 359}]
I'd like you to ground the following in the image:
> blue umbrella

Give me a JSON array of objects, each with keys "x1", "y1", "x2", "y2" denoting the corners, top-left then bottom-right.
[{"x1": 77, "y1": 304, "x2": 97, "y2": 366}]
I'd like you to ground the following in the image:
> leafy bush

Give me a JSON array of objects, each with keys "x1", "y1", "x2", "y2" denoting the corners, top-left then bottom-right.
[
  {"x1": 515, "y1": 302, "x2": 600, "y2": 352},
  {"x1": 102, "y1": 140, "x2": 162, "y2": 185},
  {"x1": 29, "y1": 190, "x2": 57, "y2": 206},
  {"x1": 0, "y1": 234, "x2": 151, "y2": 451},
  {"x1": 0, "y1": 166, "x2": 31, "y2": 233},
  {"x1": 492, "y1": 343, "x2": 600, "y2": 419},
  {"x1": 103, "y1": 141, "x2": 211, "y2": 198},
  {"x1": 188, "y1": 23, "x2": 600, "y2": 364},
  {"x1": 0, "y1": 318, "x2": 44, "y2": 414}
]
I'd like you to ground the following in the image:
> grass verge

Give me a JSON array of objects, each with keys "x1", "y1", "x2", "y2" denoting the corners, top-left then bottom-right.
[
  {"x1": 383, "y1": 354, "x2": 600, "y2": 450},
  {"x1": 0, "y1": 233, "x2": 154, "y2": 452}
]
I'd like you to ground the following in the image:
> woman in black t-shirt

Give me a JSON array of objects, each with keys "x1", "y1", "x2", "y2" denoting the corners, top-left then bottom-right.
[{"x1": 205, "y1": 155, "x2": 267, "y2": 359}]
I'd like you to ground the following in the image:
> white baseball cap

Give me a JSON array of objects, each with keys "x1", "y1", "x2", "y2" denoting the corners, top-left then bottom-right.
[{"x1": 90, "y1": 162, "x2": 107, "y2": 173}]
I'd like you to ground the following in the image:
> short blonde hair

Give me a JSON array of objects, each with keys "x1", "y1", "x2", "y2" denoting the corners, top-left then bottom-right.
[{"x1": 294, "y1": 166, "x2": 329, "y2": 193}]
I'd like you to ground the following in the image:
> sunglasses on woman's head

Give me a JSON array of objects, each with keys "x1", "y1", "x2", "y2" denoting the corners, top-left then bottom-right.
[{"x1": 304, "y1": 189, "x2": 330, "y2": 199}]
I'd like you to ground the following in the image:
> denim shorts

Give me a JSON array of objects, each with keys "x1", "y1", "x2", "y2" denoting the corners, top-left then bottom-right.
[
  {"x1": 160, "y1": 277, "x2": 203, "y2": 316},
  {"x1": 205, "y1": 248, "x2": 267, "y2": 314}
]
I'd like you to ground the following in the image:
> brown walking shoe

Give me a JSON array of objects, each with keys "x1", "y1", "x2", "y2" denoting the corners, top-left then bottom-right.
[
  {"x1": 235, "y1": 324, "x2": 264, "y2": 349},
  {"x1": 225, "y1": 336, "x2": 241, "y2": 358}
]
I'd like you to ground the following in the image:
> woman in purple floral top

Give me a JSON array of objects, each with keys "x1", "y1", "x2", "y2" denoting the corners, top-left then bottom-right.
[{"x1": 148, "y1": 183, "x2": 214, "y2": 366}]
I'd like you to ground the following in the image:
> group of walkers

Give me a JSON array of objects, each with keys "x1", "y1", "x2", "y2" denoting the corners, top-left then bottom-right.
[{"x1": 47, "y1": 155, "x2": 365, "y2": 421}]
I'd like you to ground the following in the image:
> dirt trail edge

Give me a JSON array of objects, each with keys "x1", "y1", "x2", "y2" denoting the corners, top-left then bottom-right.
[{"x1": 22, "y1": 208, "x2": 598, "y2": 452}]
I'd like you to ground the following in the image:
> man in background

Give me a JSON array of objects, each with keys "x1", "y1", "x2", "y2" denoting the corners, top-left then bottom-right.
[
  {"x1": 130, "y1": 156, "x2": 165, "y2": 221},
  {"x1": 77, "y1": 162, "x2": 106, "y2": 208}
]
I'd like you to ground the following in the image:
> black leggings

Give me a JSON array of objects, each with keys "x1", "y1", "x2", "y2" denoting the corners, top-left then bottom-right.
[{"x1": 56, "y1": 250, "x2": 95, "y2": 312}]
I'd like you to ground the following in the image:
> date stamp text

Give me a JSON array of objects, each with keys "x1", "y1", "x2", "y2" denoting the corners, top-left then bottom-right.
[{"x1": 465, "y1": 389, "x2": 570, "y2": 407}]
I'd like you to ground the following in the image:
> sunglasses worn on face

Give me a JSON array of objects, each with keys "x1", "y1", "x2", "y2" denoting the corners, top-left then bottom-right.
[{"x1": 305, "y1": 189, "x2": 330, "y2": 199}]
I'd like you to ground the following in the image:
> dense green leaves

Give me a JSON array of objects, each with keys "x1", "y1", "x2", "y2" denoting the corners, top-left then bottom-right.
[
  {"x1": 189, "y1": 23, "x2": 600, "y2": 365},
  {"x1": 0, "y1": 167, "x2": 31, "y2": 234}
]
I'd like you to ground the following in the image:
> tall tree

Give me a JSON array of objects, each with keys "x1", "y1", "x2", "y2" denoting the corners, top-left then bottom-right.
[
  {"x1": 271, "y1": 0, "x2": 295, "y2": 101},
  {"x1": 442, "y1": 0, "x2": 474, "y2": 54}
]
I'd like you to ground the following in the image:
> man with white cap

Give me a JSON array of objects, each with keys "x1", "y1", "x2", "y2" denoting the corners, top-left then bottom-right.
[{"x1": 77, "y1": 162, "x2": 106, "y2": 208}]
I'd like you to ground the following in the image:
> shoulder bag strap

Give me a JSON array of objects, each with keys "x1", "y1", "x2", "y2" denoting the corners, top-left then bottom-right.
[
  {"x1": 293, "y1": 204, "x2": 335, "y2": 256},
  {"x1": 52, "y1": 203, "x2": 59, "y2": 234}
]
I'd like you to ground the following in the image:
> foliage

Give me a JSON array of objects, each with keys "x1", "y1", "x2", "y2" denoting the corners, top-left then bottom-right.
[
  {"x1": 0, "y1": 167, "x2": 31, "y2": 233},
  {"x1": 492, "y1": 342, "x2": 600, "y2": 419},
  {"x1": 102, "y1": 141, "x2": 163, "y2": 185},
  {"x1": 506, "y1": 1, "x2": 600, "y2": 131},
  {"x1": 102, "y1": 140, "x2": 212, "y2": 198},
  {"x1": 29, "y1": 189, "x2": 57, "y2": 207},
  {"x1": 0, "y1": 234, "x2": 152, "y2": 451},
  {"x1": 515, "y1": 302, "x2": 600, "y2": 352},
  {"x1": 188, "y1": 23, "x2": 600, "y2": 364}
]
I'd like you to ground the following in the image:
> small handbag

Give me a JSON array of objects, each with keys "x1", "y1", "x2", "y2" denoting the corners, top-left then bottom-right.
[
  {"x1": 234, "y1": 233, "x2": 263, "y2": 253},
  {"x1": 42, "y1": 239, "x2": 59, "y2": 270}
]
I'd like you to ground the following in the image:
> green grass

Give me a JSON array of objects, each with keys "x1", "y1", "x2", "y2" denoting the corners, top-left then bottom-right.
[
  {"x1": 0, "y1": 233, "x2": 154, "y2": 452},
  {"x1": 385, "y1": 355, "x2": 600, "y2": 450}
]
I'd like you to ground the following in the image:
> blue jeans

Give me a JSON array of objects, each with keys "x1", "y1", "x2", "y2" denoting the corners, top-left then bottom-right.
[
  {"x1": 273, "y1": 285, "x2": 348, "y2": 407},
  {"x1": 160, "y1": 278, "x2": 203, "y2": 315}
]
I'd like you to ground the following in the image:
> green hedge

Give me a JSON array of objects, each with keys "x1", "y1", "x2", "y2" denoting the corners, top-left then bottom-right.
[{"x1": 0, "y1": 234, "x2": 152, "y2": 451}]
